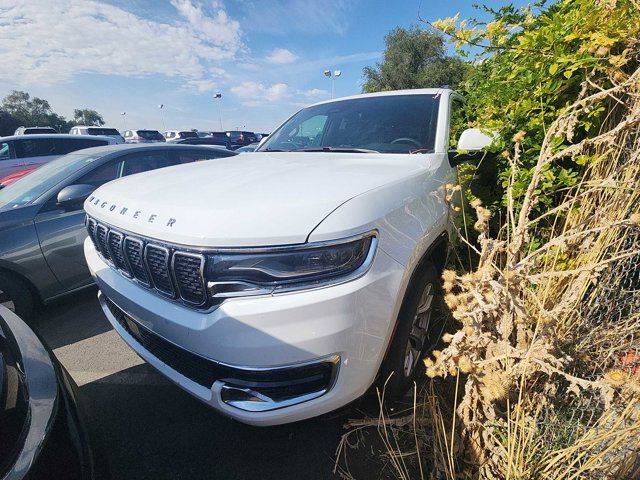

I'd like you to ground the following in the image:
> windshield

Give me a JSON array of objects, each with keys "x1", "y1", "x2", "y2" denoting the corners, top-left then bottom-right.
[
  {"x1": 0, "y1": 152, "x2": 103, "y2": 210},
  {"x1": 258, "y1": 94, "x2": 440, "y2": 154},
  {"x1": 138, "y1": 130, "x2": 164, "y2": 140},
  {"x1": 87, "y1": 128, "x2": 121, "y2": 136}
]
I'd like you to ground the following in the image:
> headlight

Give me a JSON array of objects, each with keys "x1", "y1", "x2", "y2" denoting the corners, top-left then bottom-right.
[{"x1": 206, "y1": 232, "x2": 377, "y2": 299}]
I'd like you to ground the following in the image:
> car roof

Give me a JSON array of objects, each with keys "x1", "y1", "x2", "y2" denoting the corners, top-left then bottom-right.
[
  {"x1": 72, "y1": 125, "x2": 120, "y2": 129},
  {"x1": 0, "y1": 134, "x2": 116, "y2": 142},
  {"x1": 307, "y1": 88, "x2": 454, "y2": 108},
  {"x1": 70, "y1": 142, "x2": 237, "y2": 157}
]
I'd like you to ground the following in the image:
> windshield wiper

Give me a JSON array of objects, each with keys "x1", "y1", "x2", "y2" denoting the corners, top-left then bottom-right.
[
  {"x1": 261, "y1": 148, "x2": 291, "y2": 152},
  {"x1": 293, "y1": 147, "x2": 380, "y2": 153}
]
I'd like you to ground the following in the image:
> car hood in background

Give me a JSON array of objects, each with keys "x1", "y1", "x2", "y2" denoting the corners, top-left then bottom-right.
[{"x1": 84, "y1": 152, "x2": 428, "y2": 247}]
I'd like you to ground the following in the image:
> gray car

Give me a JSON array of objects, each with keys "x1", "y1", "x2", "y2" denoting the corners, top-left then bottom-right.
[
  {"x1": 0, "y1": 134, "x2": 118, "y2": 180},
  {"x1": 0, "y1": 143, "x2": 236, "y2": 318}
]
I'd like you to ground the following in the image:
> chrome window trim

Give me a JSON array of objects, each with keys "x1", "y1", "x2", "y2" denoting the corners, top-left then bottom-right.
[
  {"x1": 143, "y1": 244, "x2": 175, "y2": 298},
  {"x1": 171, "y1": 251, "x2": 207, "y2": 307}
]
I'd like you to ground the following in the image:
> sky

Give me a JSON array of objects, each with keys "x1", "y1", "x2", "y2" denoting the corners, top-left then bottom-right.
[{"x1": 0, "y1": 0, "x2": 532, "y2": 133}]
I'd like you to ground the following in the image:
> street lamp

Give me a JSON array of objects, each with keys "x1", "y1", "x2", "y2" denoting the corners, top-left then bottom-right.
[
  {"x1": 324, "y1": 69, "x2": 342, "y2": 99},
  {"x1": 213, "y1": 93, "x2": 223, "y2": 131},
  {"x1": 120, "y1": 111, "x2": 126, "y2": 131},
  {"x1": 158, "y1": 104, "x2": 166, "y2": 132}
]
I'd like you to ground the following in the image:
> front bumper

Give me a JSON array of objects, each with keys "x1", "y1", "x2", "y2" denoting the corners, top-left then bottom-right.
[{"x1": 86, "y1": 238, "x2": 405, "y2": 425}]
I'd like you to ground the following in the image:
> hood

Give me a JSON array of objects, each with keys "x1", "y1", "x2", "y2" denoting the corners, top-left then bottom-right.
[{"x1": 84, "y1": 152, "x2": 426, "y2": 247}]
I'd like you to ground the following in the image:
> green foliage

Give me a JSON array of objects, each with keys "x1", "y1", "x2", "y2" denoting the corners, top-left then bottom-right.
[
  {"x1": 362, "y1": 26, "x2": 470, "y2": 92},
  {"x1": 0, "y1": 90, "x2": 107, "y2": 136},
  {"x1": 73, "y1": 108, "x2": 105, "y2": 126},
  {"x1": 434, "y1": 0, "x2": 640, "y2": 215}
]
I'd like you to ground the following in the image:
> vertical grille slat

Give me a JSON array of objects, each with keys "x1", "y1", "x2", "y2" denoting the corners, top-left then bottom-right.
[
  {"x1": 95, "y1": 224, "x2": 111, "y2": 260},
  {"x1": 107, "y1": 231, "x2": 129, "y2": 275},
  {"x1": 86, "y1": 217, "x2": 98, "y2": 250},
  {"x1": 145, "y1": 245, "x2": 174, "y2": 296},
  {"x1": 87, "y1": 216, "x2": 207, "y2": 309},
  {"x1": 124, "y1": 238, "x2": 150, "y2": 286},
  {"x1": 173, "y1": 253, "x2": 206, "y2": 305}
]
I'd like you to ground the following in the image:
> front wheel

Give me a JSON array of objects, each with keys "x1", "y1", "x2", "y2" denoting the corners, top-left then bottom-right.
[{"x1": 376, "y1": 263, "x2": 442, "y2": 399}]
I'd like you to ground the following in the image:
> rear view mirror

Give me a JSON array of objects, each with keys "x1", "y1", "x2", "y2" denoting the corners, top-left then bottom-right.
[
  {"x1": 57, "y1": 184, "x2": 95, "y2": 208},
  {"x1": 450, "y1": 128, "x2": 497, "y2": 166}
]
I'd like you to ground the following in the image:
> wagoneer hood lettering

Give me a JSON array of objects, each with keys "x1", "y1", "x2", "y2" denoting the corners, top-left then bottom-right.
[{"x1": 84, "y1": 151, "x2": 427, "y2": 247}]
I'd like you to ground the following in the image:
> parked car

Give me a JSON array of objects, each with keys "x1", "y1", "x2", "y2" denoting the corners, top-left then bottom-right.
[
  {"x1": 225, "y1": 130, "x2": 257, "y2": 147},
  {"x1": 123, "y1": 129, "x2": 165, "y2": 143},
  {"x1": 235, "y1": 142, "x2": 260, "y2": 152},
  {"x1": 14, "y1": 126, "x2": 58, "y2": 135},
  {"x1": 0, "y1": 144, "x2": 236, "y2": 319},
  {"x1": 0, "y1": 304, "x2": 104, "y2": 479},
  {"x1": 164, "y1": 130, "x2": 198, "y2": 142},
  {"x1": 176, "y1": 135, "x2": 232, "y2": 149},
  {"x1": 0, "y1": 134, "x2": 118, "y2": 180},
  {"x1": 84, "y1": 88, "x2": 494, "y2": 426},
  {"x1": 70, "y1": 126, "x2": 124, "y2": 144},
  {"x1": 196, "y1": 131, "x2": 211, "y2": 138},
  {"x1": 0, "y1": 164, "x2": 38, "y2": 189}
]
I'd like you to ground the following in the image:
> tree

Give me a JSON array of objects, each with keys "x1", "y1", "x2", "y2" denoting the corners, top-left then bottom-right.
[
  {"x1": 73, "y1": 108, "x2": 105, "y2": 126},
  {"x1": 0, "y1": 90, "x2": 76, "y2": 134},
  {"x1": 362, "y1": 26, "x2": 469, "y2": 93}
]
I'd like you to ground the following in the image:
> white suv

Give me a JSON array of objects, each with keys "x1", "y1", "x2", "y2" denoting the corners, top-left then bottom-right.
[
  {"x1": 84, "y1": 89, "x2": 492, "y2": 425},
  {"x1": 163, "y1": 130, "x2": 198, "y2": 142},
  {"x1": 70, "y1": 126, "x2": 124, "y2": 144}
]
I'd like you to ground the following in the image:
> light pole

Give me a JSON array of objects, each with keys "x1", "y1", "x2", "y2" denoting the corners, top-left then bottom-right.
[
  {"x1": 213, "y1": 93, "x2": 223, "y2": 131},
  {"x1": 120, "y1": 111, "x2": 126, "y2": 131},
  {"x1": 158, "y1": 104, "x2": 166, "y2": 132},
  {"x1": 324, "y1": 69, "x2": 342, "y2": 99}
]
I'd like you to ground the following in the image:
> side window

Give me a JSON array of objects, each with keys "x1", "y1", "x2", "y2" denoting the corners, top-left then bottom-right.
[
  {"x1": 76, "y1": 161, "x2": 122, "y2": 188},
  {"x1": 14, "y1": 138, "x2": 56, "y2": 158},
  {"x1": 42, "y1": 160, "x2": 122, "y2": 212},
  {"x1": 120, "y1": 151, "x2": 172, "y2": 177},
  {"x1": 0, "y1": 142, "x2": 12, "y2": 161},
  {"x1": 53, "y1": 138, "x2": 107, "y2": 155},
  {"x1": 449, "y1": 99, "x2": 466, "y2": 150},
  {"x1": 174, "y1": 150, "x2": 227, "y2": 164}
]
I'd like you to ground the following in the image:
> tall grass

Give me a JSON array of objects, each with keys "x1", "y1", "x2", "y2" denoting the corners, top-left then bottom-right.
[{"x1": 338, "y1": 63, "x2": 640, "y2": 480}]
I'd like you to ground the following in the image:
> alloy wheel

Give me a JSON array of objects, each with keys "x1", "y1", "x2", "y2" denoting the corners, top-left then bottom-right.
[{"x1": 403, "y1": 282, "x2": 434, "y2": 377}]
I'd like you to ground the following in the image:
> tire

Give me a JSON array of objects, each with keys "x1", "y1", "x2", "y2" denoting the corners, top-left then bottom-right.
[
  {"x1": 0, "y1": 272, "x2": 37, "y2": 320},
  {"x1": 376, "y1": 263, "x2": 443, "y2": 400}
]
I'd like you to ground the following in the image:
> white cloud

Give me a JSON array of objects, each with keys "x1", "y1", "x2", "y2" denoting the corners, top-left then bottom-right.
[
  {"x1": 298, "y1": 88, "x2": 329, "y2": 97},
  {"x1": 0, "y1": 0, "x2": 241, "y2": 89},
  {"x1": 239, "y1": 0, "x2": 356, "y2": 36},
  {"x1": 266, "y1": 48, "x2": 298, "y2": 64},
  {"x1": 231, "y1": 82, "x2": 290, "y2": 103}
]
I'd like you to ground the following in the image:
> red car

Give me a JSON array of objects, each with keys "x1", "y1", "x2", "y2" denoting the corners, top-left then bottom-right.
[{"x1": 0, "y1": 165, "x2": 38, "y2": 188}]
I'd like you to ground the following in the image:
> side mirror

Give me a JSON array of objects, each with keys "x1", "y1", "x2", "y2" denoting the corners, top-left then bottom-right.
[
  {"x1": 457, "y1": 128, "x2": 495, "y2": 151},
  {"x1": 449, "y1": 128, "x2": 496, "y2": 167},
  {"x1": 57, "y1": 184, "x2": 95, "y2": 209}
]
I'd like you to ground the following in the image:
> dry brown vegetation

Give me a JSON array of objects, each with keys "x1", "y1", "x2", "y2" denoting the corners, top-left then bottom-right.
[{"x1": 337, "y1": 61, "x2": 640, "y2": 480}]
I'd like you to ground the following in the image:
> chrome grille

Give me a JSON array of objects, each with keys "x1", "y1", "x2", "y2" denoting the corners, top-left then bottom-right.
[
  {"x1": 86, "y1": 216, "x2": 207, "y2": 309},
  {"x1": 173, "y1": 253, "x2": 206, "y2": 305},
  {"x1": 95, "y1": 224, "x2": 110, "y2": 260},
  {"x1": 123, "y1": 238, "x2": 149, "y2": 286},
  {"x1": 107, "y1": 231, "x2": 129, "y2": 275},
  {"x1": 145, "y1": 245, "x2": 174, "y2": 296},
  {"x1": 86, "y1": 217, "x2": 98, "y2": 248}
]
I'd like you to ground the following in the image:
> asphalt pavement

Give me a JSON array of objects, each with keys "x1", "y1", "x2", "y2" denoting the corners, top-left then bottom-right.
[{"x1": 31, "y1": 288, "x2": 384, "y2": 480}]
